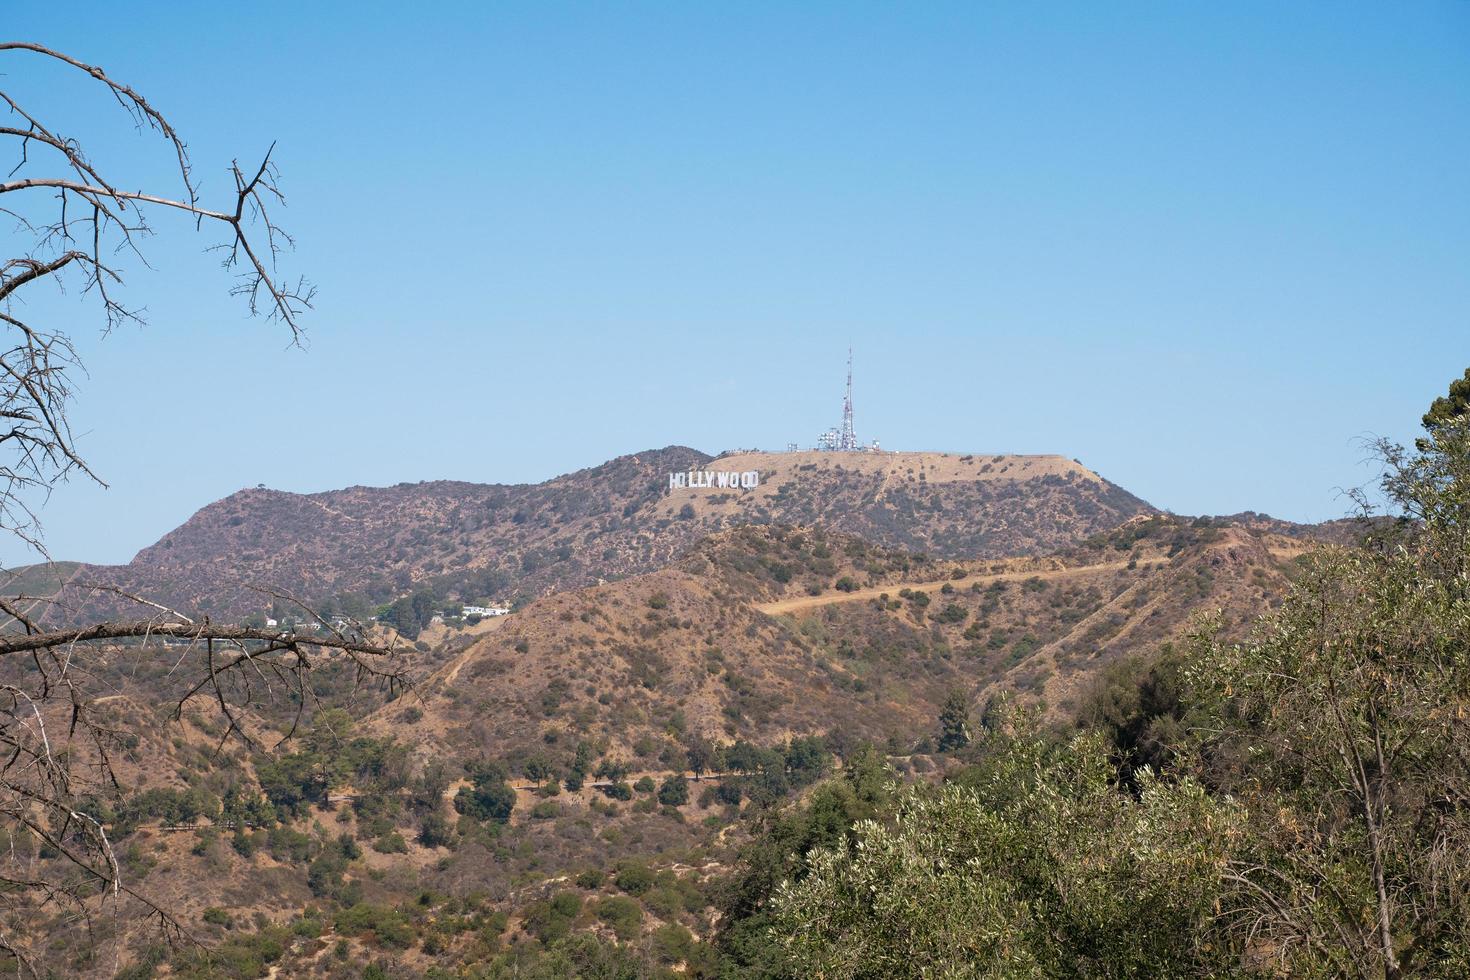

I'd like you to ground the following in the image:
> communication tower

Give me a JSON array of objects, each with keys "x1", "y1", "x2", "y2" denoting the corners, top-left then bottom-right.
[
  {"x1": 816, "y1": 347, "x2": 867, "y2": 451},
  {"x1": 838, "y1": 347, "x2": 858, "y2": 451}
]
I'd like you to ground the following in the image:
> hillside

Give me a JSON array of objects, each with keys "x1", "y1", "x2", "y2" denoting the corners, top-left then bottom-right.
[
  {"x1": 48, "y1": 446, "x2": 1153, "y2": 623},
  {"x1": 372, "y1": 515, "x2": 1311, "y2": 773},
  {"x1": 15, "y1": 514, "x2": 1343, "y2": 976}
]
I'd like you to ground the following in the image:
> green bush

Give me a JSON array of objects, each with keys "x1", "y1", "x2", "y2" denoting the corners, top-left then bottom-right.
[
  {"x1": 935, "y1": 602, "x2": 968, "y2": 624},
  {"x1": 594, "y1": 896, "x2": 643, "y2": 941},
  {"x1": 652, "y1": 922, "x2": 695, "y2": 964},
  {"x1": 614, "y1": 862, "x2": 655, "y2": 896},
  {"x1": 335, "y1": 902, "x2": 415, "y2": 949},
  {"x1": 521, "y1": 899, "x2": 572, "y2": 944},
  {"x1": 657, "y1": 775, "x2": 689, "y2": 807},
  {"x1": 551, "y1": 891, "x2": 582, "y2": 919},
  {"x1": 417, "y1": 810, "x2": 455, "y2": 848},
  {"x1": 454, "y1": 764, "x2": 516, "y2": 824}
]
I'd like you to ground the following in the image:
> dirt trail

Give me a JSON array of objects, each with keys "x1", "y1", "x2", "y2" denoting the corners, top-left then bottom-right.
[
  {"x1": 437, "y1": 615, "x2": 509, "y2": 685},
  {"x1": 754, "y1": 558, "x2": 1162, "y2": 617},
  {"x1": 757, "y1": 537, "x2": 1307, "y2": 618}
]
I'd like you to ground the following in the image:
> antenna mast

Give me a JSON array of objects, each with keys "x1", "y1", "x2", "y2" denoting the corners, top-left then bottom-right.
[{"x1": 840, "y1": 346, "x2": 857, "y2": 451}]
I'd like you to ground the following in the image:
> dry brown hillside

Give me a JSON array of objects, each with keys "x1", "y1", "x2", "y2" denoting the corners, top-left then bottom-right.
[
  {"x1": 372, "y1": 516, "x2": 1313, "y2": 776},
  {"x1": 45, "y1": 446, "x2": 1152, "y2": 624}
]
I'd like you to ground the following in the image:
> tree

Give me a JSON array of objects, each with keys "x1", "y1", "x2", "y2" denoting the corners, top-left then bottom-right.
[
  {"x1": 565, "y1": 740, "x2": 594, "y2": 791},
  {"x1": 0, "y1": 44, "x2": 401, "y2": 972},
  {"x1": 657, "y1": 775, "x2": 689, "y2": 807},
  {"x1": 454, "y1": 762, "x2": 516, "y2": 824},
  {"x1": 0, "y1": 44, "x2": 311, "y2": 547},
  {"x1": 769, "y1": 724, "x2": 1236, "y2": 977},
  {"x1": 684, "y1": 735, "x2": 715, "y2": 778},
  {"x1": 715, "y1": 747, "x2": 893, "y2": 976},
  {"x1": 1190, "y1": 409, "x2": 1470, "y2": 979},
  {"x1": 417, "y1": 811, "x2": 455, "y2": 849},
  {"x1": 1422, "y1": 365, "x2": 1470, "y2": 434},
  {"x1": 935, "y1": 688, "x2": 971, "y2": 751}
]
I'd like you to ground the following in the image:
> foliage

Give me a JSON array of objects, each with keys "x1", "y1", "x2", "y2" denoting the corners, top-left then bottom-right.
[
  {"x1": 1076, "y1": 649, "x2": 1192, "y2": 784},
  {"x1": 454, "y1": 761, "x2": 516, "y2": 824},
  {"x1": 614, "y1": 861, "x2": 655, "y2": 896},
  {"x1": 657, "y1": 775, "x2": 689, "y2": 807},
  {"x1": 593, "y1": 895, "x2": 643, "y2": 942},
  {"x1": 935, "y1": 688, "x2": 971, "y2": 752},
  {"x1": 335, "y1": 902, "x2": 415, "y2": 949},
  {"x1": 769, "y1": 723, "x2": 1238, "y2": 977},
  {"x1": 377, "y1": 590, "x2": 440, "y2": 639},
  {"x1": 1422, "y1": 366, "x2": 1470, "y2": 434},
  {"x1": 1188, "y1": 417, "x2": 1470, "y2": 979},
  {"x1": 715, "y1": 744, "x2": 892, "y2": 976}
]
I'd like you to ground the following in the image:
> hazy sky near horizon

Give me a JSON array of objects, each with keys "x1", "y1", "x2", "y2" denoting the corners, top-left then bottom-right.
[{"x1": 3, "y1": 2, "x2": 1468, "y2": 566}]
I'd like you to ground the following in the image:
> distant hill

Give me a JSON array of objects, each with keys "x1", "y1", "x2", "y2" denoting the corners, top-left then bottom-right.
[
  {"x1": 0, "y1": 560, "x2": 82, "y2": 629},
  {"x1": 49, "y1": 446, "x2": 1154, "y2": 623}
]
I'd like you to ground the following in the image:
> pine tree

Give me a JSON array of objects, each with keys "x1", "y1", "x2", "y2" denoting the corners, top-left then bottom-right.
[{"x1": 937, "y1": 688, "x2": 972, "y2": 751}]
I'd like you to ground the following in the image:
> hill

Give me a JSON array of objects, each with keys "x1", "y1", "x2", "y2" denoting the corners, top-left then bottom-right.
[
  {"x1": 48, "y1": 446, "x2": 1153, "y2": 623},
  {"x1": 13, "y1": 514, "x2": 1348, "y2": 976},
  {"x1": 371, "y1": 514, "x2": 1314, "y2": 773}
]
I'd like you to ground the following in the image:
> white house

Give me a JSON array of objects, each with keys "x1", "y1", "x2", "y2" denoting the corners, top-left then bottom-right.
[{"x1": 462, "y1": 605, "x2": 511, "y2": 618}]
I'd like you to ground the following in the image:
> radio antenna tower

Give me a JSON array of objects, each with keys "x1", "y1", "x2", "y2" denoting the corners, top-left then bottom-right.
[{"x1": 839, "y1": 347, "x2": 858, "y2": 451}]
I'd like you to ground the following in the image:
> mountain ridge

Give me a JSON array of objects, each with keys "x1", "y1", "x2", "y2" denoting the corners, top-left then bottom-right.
[{"x1": 37, "y1": 445, "x2": 1154, "y2": 624}]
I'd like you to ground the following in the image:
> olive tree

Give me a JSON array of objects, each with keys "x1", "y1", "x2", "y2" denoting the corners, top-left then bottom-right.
[
  {"x1": 770, "y1": 721, "x2": 1239, "y2": 978},
  {"x1": 1191, "y1": 397, "x2": 1470, "y2": 979}
]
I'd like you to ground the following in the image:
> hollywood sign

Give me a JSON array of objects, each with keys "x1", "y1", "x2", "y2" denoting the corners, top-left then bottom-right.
[{"x1": 668, "y1": 470, "x2": 761, "y2": 490}]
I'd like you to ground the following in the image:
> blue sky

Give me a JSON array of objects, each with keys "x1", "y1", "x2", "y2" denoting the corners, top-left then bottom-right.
[{"x1": 4, "y1": 2, "x2": 1468, "y2": 565}]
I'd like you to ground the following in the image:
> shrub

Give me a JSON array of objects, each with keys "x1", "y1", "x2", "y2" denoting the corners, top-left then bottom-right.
[
  {"x1": 551, "y1": 891, "x2": 582, "y2": 918},
  {"x1": 657, "y1": 775, "x2": 690, "y2": 807},
  {"x1": 634, "y1": 776, "x2": 656, "y2": 793},
  {"x1": 202, "y1": 906, "x2": 232, "y2": 927},
  {"x1": 372, "y1": 832, "x2": 409, "y2": 854},
  {"x1": 834, "y1": 577, "x2": 859, "y2": 593},
  {"x1": 454, "y1": 766, "x2": 516, "y2": 824},
  {"x1": 614, "y1": 862, "x2": 655, "y2": 896},
  {"x1": 652, "y1": 922, "x2": 695, "y2": 964},
  {"x1": 594, "y1": 896, "x2": 643, "y2": 941},
  {"x1": 521, "y1": 899, "x2": 571, "y2": 944},
  {"x1": 417, "y1": 811, "x2": 455, "y2": 848},
  {"x1": 935, "y1": 602, "x2": 968, "y2": 624},
  {"x1": 336, "y1": 902, "x2": 415, "y2": 949}
]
